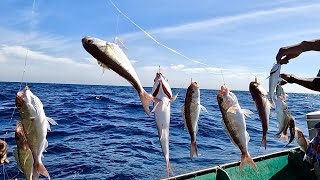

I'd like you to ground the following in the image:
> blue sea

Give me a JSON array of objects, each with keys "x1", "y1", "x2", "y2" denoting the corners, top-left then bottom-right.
[{"x1": 0, "y1": 82, "x2": 319, "y2": 180}]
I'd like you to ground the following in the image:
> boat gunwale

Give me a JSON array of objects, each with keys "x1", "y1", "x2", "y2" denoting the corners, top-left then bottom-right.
[{"x1": 163, "y1": 147, "x2": 300, "y2": 180}]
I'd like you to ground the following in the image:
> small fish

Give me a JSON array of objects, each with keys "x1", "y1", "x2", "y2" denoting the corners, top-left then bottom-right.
[
  {"x1": 268, "y1": 63, "x2": 281, "y2": 107},
  {"x1": 296, "y1": 128, "x2": 309, "y2": 152},
  {"x1": 14, "y1": 121, "x2": 35, "y2": 180},
  {"x1": 0, "y1": 140, "x2": 9, "y2": 164},
  {"x1": 274, "y1": 97, "x2": 289, "y2": 142},
  {"x1": 217, "y1": 85, "x2": 257, "y2": 173},
  {"x1": 82, "y1": 36, "x2": 154, "y2": 116},
  {"x1": 249, "y1": 77, "x2": 270, "y2": 149},
  {"x1": 16, "y1": 86, "x2": 57, "y2": 180},
  {"x1": 286, "y1": 116, "x2": 296, "y2": 146},
  {"x1": 151, "y1": 72, "x2": 176, "y2": 175},
  {"x1": 182, "y1": 81, "x2": 207, "y2": 160}
]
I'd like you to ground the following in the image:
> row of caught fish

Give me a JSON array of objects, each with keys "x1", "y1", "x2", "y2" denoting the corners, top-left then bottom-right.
[
  {"x1": 81, "y1": 36, "x2": 309, "y2": 175},
  {"x1": 13, "y1": 86, "x2": 57, "y2": 180}
]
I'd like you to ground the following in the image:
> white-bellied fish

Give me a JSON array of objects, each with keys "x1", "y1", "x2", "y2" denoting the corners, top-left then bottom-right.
[
  {"x1": 82, "y1": 36, "x2": 154, "y2": 116},
  {"x1": 151, "y1": 72, "x2": 176, "y2": 175},
  {"x1": 182, "y1": 81, "x2": 207, "y2": 160},
  {"x1": 274, "y1": 97, "x2": 289, "y2": 142},
  {"x1": 14, "y1": 121, "x2": 35, "y2": 180},
  {"x1": 16, "y1": 86, "x2": 57, "y2": 180},
  {"x1": 249, "y1": 77, "x2": 270, "y2": 149},
  {"x1": 217, "y1": 85, "x2": 257, "y2": 173},
  {"x1": 268, "y1": 63, "x2": 281, "y2": 107},
  {"x1": 296, "y1": 128, "x2": 309, "y2": 152}
]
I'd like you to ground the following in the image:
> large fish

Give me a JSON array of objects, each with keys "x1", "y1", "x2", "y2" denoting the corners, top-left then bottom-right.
[
  {"x1": 182, "y1": 81, "x2": 207, "y2": 160},
  {"x1": 217, "y1": 85, "x2": 257, "y2": 173},
  {"x1": 296, "y1": 128, "x2": 309, "y2": 152},
  {"x1": 268, "y1": 63, "x2": 281, "y2": 107},
  {"x1": 16, "y1": 86, "x2": 57, "y2": 179},
  {"x1": 82, "y1": 36, "x2": 154, "y2": 116},
  {"x1": 14, "y1": 121, "x2": 35, "y2": 180},
  {"x1": 249, "y1": 77, "x2": 270, "y2": 149},
  {"x1": 151, "y1": 72, "x2": 176, "y2": 175}
]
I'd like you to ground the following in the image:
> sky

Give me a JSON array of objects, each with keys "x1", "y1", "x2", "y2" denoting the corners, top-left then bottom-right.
[{"x1": 0, "y1": 0, "x2": 320, "y2": 93}]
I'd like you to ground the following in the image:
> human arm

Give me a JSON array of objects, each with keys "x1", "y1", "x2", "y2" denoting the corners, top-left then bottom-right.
[
  {"x1": 280, "y1": 74, "x2": 320, "y2": 92},
  {"x1": 276, "y1": 39, "x2": 320, "y2": 64}
]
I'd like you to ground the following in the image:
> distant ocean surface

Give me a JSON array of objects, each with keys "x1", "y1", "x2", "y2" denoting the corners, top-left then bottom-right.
[{"x1": 0, "y1": 82, "x2": 319, "y2": 180}]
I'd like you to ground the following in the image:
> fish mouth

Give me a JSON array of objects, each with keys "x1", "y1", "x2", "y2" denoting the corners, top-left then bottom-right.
[
  {"x1": 218, "y1": 85, "x2": 229, "y2": 96},
  {"x1": 16, "y1": 92, "x2": 24, "y2": 109},
  {"x1": 190, "y1": 82, "x2": 199, "y2": 88}
]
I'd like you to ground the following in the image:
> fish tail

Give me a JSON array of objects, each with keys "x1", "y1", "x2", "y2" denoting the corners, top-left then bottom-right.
[
  {"x1": 190, "y1": 141, "x2": 198, "y2": 160},
  {"x1": 239, "y1": 152, "x2": 258, "y2": 173},
  {"x1": 139, "y1": 90, "x2": 154, "y2": 116},
  {"x1": 165, "y1": 159, "x2": 174, "y2": 177},
  {"x1": 279, "y1": 133, "x2": 289, "y2": 143},
  {"x1": 34, "y1": 161, "x2": 50, "y2": 179},
  {"x1": 261, "y1": 136, "x2": 267, "y2": 150}
]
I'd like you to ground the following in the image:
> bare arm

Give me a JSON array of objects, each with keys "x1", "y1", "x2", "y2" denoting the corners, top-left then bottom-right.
[
  {"x1": 276, "y1": 39, "x2": 320, "y2": 64},
  {"x1": 281, "y1": 74, "x2": 320, "y2": 92}
]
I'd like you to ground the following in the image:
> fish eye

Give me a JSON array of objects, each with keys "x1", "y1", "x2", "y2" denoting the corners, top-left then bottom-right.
[
  {"x1": 218, "y1": 96, "x2": 223, "y2": 102},
  {"x1": 87, "y1": 39, "x2": 93, "y2": 44}
]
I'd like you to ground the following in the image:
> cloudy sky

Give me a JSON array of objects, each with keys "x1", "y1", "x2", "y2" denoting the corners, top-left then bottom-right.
[{"x1": 1, "y1": 0, "x2": 320, "y2": 93}]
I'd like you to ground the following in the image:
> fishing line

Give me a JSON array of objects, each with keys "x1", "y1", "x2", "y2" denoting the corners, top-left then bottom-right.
[{"x1": 108, "y1": 0, "x2": 208, "y2": 67}]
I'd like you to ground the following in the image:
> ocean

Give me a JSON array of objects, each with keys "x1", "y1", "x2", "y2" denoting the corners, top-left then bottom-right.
[{"x1": 0, "y1": 82, "x2": 319, "y2": 180}]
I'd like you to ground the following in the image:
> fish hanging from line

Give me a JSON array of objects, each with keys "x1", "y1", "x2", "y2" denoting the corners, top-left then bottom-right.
[
  {"x1": 151, "y1": 72, "x2": 177, "y2": 176},
  {"x1": 182, "y1": 81, "x2": 207, "y2": 160},
  {"x1": 295, "y1": 128, "x2": 309, "y2": 152},
  {"x1": 82, "y1": 36, "x2": 154, "y2": 116},
  {"x1": 217, "y1": 85, "x2": 257, "y2": 173},
  {"x1": 16, "y1": 86, "x2": 57, "y2": 180},
  {"x1": 249, "y1": 77, "x2": 271, "y2": 150}
]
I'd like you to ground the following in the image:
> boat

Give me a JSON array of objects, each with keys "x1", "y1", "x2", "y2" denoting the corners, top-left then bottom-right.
[{"x1": 163, "y1": 110, "x2": 320, "y2": 180}]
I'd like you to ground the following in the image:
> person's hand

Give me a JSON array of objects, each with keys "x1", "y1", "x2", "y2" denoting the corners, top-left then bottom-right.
[
  {"x1": 276, "y1": 45, "x2": 303, "y2": 64},
  {"x1": 280, "y1": 74, "x2": 296, "y2": 83}
]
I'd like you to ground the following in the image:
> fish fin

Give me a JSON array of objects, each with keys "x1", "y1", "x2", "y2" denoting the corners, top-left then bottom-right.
[
  {"x1": 151, "y1": 101, "x2": 160, "y2": 113},
  {"x1": 199, "y1": 104, "x2": 208, "y2": 113},
  {"x1": 13, "y1": 148, "x2": 23, "y2": 172},
  {"x1": 279, "y1": 133, "x2": 289, "y2": 143},
  {"x1": 139, "y1": 90, "x2": 154, "y2": 117},
  {"x1": 165, "y1": 159, "x2": 173, "y2": 176},
  {"x1": 190, "y1": 141, "x2": 198, "y2": 160},
  {"x1": 227, "y1": 106, "x2": 238, "y2": 114},
  {"x1": 35, "y1": 161, "x2": 50, "y2": 179},
  {"x1": 239, "y1": 153, "x2": 258, "y2": 174},
  {"x1": 265, "y1": 75, "x2": 270, "y2": 80},
  {"x1": 245, "y1": 131, "x2": 250, "y2": 146},
  {"x1": 46, "y1": 117, "x2": 58, "y2": 126},
  {"x1": 242, "y1": 109, "x2": 253, "y2": 118},
  {"x1": 170, "y1": 93, "x2": 178, "y2": 103}
]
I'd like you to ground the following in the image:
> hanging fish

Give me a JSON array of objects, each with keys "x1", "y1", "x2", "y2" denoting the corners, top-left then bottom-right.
[
  {"x1": 151, "y1": 72, "x2": 177, "y2": 175},
  {"x1": 217, "y1": 85, "x2": 257, "y2": 173},
  {"x1": 249, "y1": 77, "x2": 270, "y2": 150},
  {"x1": 274, "y1": 97, "x2": 289, "y2": 142},
  {"x1": 296, "y1": 128, "x2": 309, "y2": 152},
  {"x1": 82, "y1": 36, "x2": 154, "y2": 116},
  {"x1": 268, "y1": 63, "x2": 281, "y2": 107},
  {"x1": 14, "y1": 121, "x2": 35, "y2": 180},
  {"x1": 16, "y1": 86, "x2": 57, "y2": 180},
  {"x1": 182, "y1": 81, "x2": 207, "y2": 160},
  {"x1": 286, "y1": 115, "x2": 296, "y2": 146}
]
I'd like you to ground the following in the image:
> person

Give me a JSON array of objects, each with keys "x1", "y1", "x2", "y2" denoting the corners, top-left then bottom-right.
[
  {"x1": 305, "y1": 122, "x2": 320, "y2": 178},
  {"x1": 276, "y1": 39, "x2": 320, "y2": 92}
]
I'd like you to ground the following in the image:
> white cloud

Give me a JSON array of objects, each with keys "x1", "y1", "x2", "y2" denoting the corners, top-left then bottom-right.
[{"x1": 170, "y1": 64, "x2": 184, "y2": 70}]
